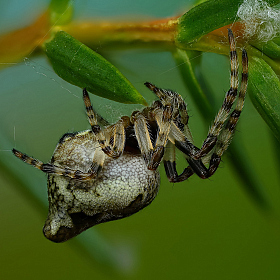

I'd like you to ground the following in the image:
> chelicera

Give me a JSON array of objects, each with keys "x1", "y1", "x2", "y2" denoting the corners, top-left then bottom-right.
[{"x1": 12, "y1": 29, "x2": 248, "y2": 243}]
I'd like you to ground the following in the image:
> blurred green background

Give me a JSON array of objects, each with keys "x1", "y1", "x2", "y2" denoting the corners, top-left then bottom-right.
[{"x1": 1, "y1": 1, "x2": 280, "y2": 279}]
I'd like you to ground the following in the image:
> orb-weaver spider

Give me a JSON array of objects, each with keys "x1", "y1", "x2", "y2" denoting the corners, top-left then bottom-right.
[{"x1": 12, "y1": 29, "x2": 248, "y2": 242}]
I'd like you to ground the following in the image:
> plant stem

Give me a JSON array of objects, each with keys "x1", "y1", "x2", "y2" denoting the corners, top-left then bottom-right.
[{"x1": 60, "y1": 17, "x2": 179, "y2": 49}]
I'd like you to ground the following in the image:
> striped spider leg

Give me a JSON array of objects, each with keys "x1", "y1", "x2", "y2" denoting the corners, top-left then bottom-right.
[
  {"x1": 132, "y1": 80, "x2": 195, "y2": 171},
  {"x1": 141, "y1": 84, "x2": 201, "y2": 181},
  {"x1": 193, "y1": 29, "x2": 246, "y2": 160},
  {"x1": 161, "y1": 29, "x2": 248, "y2": 182},
  {"x1": 12, "y1": 89, "x2": 127, "y2": 181},
  {"x1": 82, "y1": 88, "x2": 126, "y2": 159},
  {"x1": 13, "y1": 29, "x2": 247, "y2": 184}
]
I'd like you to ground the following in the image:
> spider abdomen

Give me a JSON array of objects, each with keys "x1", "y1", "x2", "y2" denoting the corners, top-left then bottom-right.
[{"x1": 44, "y1": 130, "x2": 160, "y2": 242}]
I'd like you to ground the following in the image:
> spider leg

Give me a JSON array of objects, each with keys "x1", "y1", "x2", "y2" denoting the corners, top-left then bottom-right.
[
  {"x1": 147, "y1": 85, "x2": 197, "y2": 180},
  {"x1": 93, "y1": 108, "x2": 110, "y2": 127},
  {"x1": 145, "y1": 85, "x2": 196, "y2": 181},
  {"x1": 134, "y1": 100, "x2": 199, "y2": 173},
  {"x1": 132, "y1": 103, "x2": 173, "y2": 171},
  {"x1": 12, "y1": 148, "x2": 104, "y2": 181},
  {"x1": 134, "y1": 92, "x2": 190, "y2": 171},
  {"x1": 193, "y1": 29, "x2": 239, "y2": 160},
  {"x1": 103, "y1": 119, "x2": 126, "y2": 157},
  {"x1": 216, "y1": 49, "x2": 248, "y2": 155},
  {"x1": 148, "y1": 105, "x2": 173, "y2": 170},
  {"x1": 167, "y1": 123, "x2": 217, "y2": 179},
  {"x1": 145, "y1": 81, "x2": 196, "y2": 150},
  {"x1": 168, "y1": 121, "x2": 200, "y2": 157},
  {"x1": 162, "y1": 96, "x2": 196, "y2": 182},
  {"x1": 132, "y1": 111, "x2": 154, "y2": 165},
  {"x1": 144, "y1": 82, "x2": 197, "y2": 170},
  {"x1": 204, "y1": 49, "x2": 249, "y2": 175},
  {"x1": 144, "y1": 52, "x2": 243, "y2": 180},
  {"x1": 166, "y1": 48, "x2": 248, "y2": 180},
  {"x1": 145, "y1": 82, "x2": 194, "y2": 143},
  {"x1": 145, "y1": 82, "x2": 189, "y2": 126},
  {"x1": 163, "y1": 141, "x2": 194, "y2": 182},
  {"x1": 83, "y1": 88, "x2": 125, "y2": 158}
]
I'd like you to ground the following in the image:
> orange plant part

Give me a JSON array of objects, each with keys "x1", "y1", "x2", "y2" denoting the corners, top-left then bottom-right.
[
  {"x1": 62, "y1": 16, "x2": 179, "y2": 49},
  {"x1": 0, "y1": 11, "x2": 51, "y2": 67}
]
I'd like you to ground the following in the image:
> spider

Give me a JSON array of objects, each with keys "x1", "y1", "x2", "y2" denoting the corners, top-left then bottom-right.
[{"x1": 12, "y1": 29, "x2": 248, "y2": 243}]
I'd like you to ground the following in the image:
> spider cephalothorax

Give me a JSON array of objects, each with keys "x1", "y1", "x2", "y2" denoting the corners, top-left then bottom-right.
[{"x1": 13, "y1": 29, "x2": 248, "y2": 242}]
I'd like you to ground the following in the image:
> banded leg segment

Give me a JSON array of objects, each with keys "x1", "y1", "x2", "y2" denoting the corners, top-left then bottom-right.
[
  {"x1": 166, "y1": 122, "x2": 210, "y2": 179},
  {"x1": 148, "y1": 106, "x2": 173, "y2": 170},
  {"x1": 193, "y1": 29, "x2": 239, "y2": 159},
  {"x1": 167, "y1": 123, "x2": 221, "y2": 179},
  {"x1": 182, "y1": 48, "x2": 248, "y2": 179},
  {"x1": 163, "y1": 141, "x2": 195, "y2": 182},
  {"x1": 146, "y1": 81, "x2": 195, "y2": 149},
  {"x1": 212, "y1": 49, "x2": 248, "y2": 163},
  {"x1": 12, "y1": 148, "x2": 105, "y2": 181},
  {"x1": 169, "y1": 122, "x2": 199, "y2": 157},
  {"x1": 83, "y1": 88, "x2": 125, "y2": 158},
  {"x1": 133, "y1": 105, "x2": 174, "y2": 171},
  {"x1": 134, "y1": 90, "x2": 192, "y2": 171},
  {"x1": 132, "y1": 111, "x2": 154, "y2": 164},
  {"x1": 110, "y1": 120, "x2": 126, "y2": 156},
  {"x1": 102, "y1": 120, "x2": 126, "y2": 158},
  {"x1": 145, "y1": 82, "x2": 188, "y2": 122}
]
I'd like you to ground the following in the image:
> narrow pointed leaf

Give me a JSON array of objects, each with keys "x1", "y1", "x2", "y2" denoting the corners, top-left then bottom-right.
[
  {"x1": 43, "y1": 31, "x2": 147, "y2": 105},
  {"x1": 251, "y1": 38, "x2": 280, "y2": 60},
  {"x1": 248, "y1": 56, "x2": 280, "y2": 142}
]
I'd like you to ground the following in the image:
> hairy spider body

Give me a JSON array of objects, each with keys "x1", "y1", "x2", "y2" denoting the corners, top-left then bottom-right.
[{"x1": 12, "y1": 29, "x2": 248, "y2": 242}]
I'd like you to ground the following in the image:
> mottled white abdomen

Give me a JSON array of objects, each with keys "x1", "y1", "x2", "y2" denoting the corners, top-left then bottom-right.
[{"x1": 43, "y1": 131, "x2": 160, "y2": 242}]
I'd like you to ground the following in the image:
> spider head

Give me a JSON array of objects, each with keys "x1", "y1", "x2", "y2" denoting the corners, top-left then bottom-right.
[{"x1": 145, "y1": 82, "x2": 188, "y2": 124}]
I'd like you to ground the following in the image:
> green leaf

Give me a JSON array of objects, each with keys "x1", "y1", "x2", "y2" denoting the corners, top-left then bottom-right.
[
  {"x1": 251, "y1": 38, "x2": 280, "y2": 60},
  {"x1": 49, "y1": 0, "x2": 74, "y2": 25},
  {"x1": 176, "y1": 0, "x2": 280, "y2": 46},
  {"x1": 249, "y1": 56, "x2": 280, "y2": 142},
  {"x1": 43, "y1": 31, "x2": 147, "y2": 105}
]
